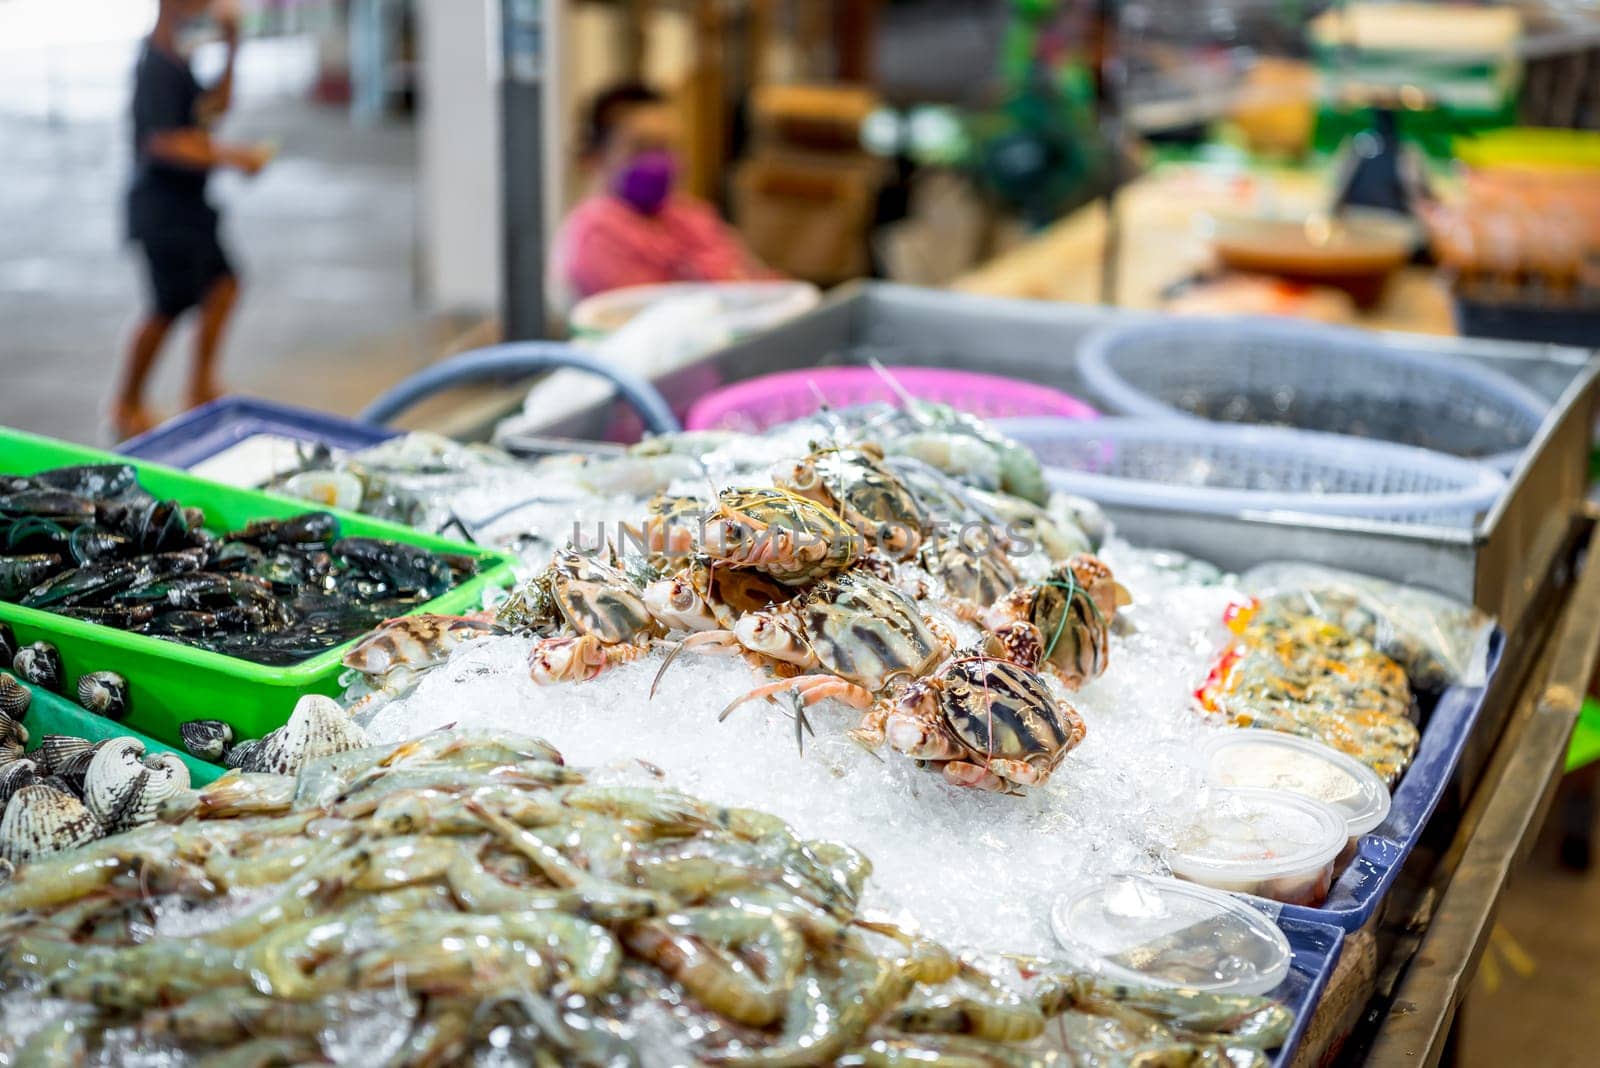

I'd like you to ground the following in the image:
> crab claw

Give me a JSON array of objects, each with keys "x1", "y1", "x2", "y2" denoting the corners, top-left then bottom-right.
[{"x1": 984, "y1": 621, "x2": 1044, "y2": 672}]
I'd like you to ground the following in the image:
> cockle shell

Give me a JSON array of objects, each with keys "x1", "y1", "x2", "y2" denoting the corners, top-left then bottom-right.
[
  {"x1": 0, "y1": 759, "x2": 41, "y2": 807},
  {"x1": 37, "y1": 735, "x2": 104, "y2": 796},
  {"x1": 76, "y1": 672, "x2": 130, "y2": 722},
  {"x1": 224, "y1": 738, "x2": 261, "y2": 771},
  {"x1": 12, "y1": 642, "x2": 63, "y2": 692},
  {"x1": 0, "y1": 674, "x2": 29, "y2": 722},
  {"x1": 83, "y1": 738, "x2": 192, "y2": 833},
  {"x1": 0, "y1": 783, "x2": 101, "y2": 864},
  {"x1": 179, "y1": 720, "x2": 234, "y2": 763},
  {"x1": 37, "y1": 734, "x2": 99, "y2": 775},
  {"x1": 0, "y1": 736, "x2": 21, "y2": 767},
  {"x1": 0, "y1": 710, "x2": 26, "y2": 748},
  {"x1": 240, "y1": 695, "x2": 370, "y2": 776}
]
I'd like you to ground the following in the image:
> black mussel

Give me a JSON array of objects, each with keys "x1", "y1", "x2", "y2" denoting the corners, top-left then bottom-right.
[
  {"x1": 31, "y1": 464, "x2": 138, "y2": 499},
  {"x1": 0, "y1": 623, "x2": 15, "y2": 665},
  {"x1": 0, "y1": 554, "x2": 64, "y2": 599},
  {"x1": 0, "y1": 674, "x2": 29, "y2": 722},
  {"x1": 239, "y1": 511, "x2": 340, "y2": 550},
  {"x1": 0, "y1": 549, "x2": 64, "y2": 601},
  {"x1": 13, "y1": 642, "x2": 63, "y2": 692},
  {"x1": 180, "y1": 720, "x2": 233, "y2": 763},
  {"x1": 137, "y1": 500, "x2": 193, "y2": 553},
  {"x1": 210, "y1": 542, "x2": 263, "y2": 573},
  {"x1": 100, "y1": 499, "x2": 193, "y2": 554},
  {"x1": 56, "y1": 604, "x2": 159, "y2": 629},
  {"x1": 333, "y1": 537, "x2": 453, "y2": 598},
  {"x1": 66, "y1": 529, "x2": 130, "y2": 565},
  {"x1": 439, "y1": 552, "x2": 482, "y2": 578},
  {"x1": 76, "y1": 672, "x2": 129, "y2": 722},
  {"x1": 22, "y1": 559, "x2": 143, "y2": 610},
  {"x1": 0, "y1": 489, "x2": 97, "y2": 521}
]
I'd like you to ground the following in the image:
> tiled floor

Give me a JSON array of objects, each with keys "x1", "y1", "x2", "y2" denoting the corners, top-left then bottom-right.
[{"x1": 0, "y1": 20, "x2": 438, "y2": 447}]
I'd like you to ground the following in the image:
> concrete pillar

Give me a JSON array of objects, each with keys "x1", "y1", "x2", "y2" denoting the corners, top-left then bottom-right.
[{"x1": 416, "y1": 0, "x2": 503, "y2": 313}]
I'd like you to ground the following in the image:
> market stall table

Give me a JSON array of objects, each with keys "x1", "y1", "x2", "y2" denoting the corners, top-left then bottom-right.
[{"x1": 951, "y1": 164, "x2": 1457, "y2": 337}]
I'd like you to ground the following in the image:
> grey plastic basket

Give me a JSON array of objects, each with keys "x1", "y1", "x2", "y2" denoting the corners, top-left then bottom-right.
[
  {"x1": 1078, "y1": 317, "x2": 1550, "y2": 471},
  {"x1": 1000, "y1": 418, "x2": 1507, "y2": 527}
]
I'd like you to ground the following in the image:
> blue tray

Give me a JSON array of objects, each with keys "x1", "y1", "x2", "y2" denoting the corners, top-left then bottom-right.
[
  {"x1": 1276, "y1": 631, "x2": 1504, "y2": 932},
  {"x1": 1272, "y1": 917, "x2": 1346, "y2": 1067},
  {"x1": 118, "y1": 397, "x2": 395, "y2": 473}
]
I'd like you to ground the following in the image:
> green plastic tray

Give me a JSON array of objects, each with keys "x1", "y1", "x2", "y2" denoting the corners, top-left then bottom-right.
[
  {"x1": 1, "y1": 427, "x2": 517, "y2": 746},
  {"x1": 11, "y1": 673, "x2": 224, "y2": 786}
]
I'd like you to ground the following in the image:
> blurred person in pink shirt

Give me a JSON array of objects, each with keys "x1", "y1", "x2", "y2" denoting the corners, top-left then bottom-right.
[{"x1": 550, "y1": 84, "x2": 776, "y2": 311}]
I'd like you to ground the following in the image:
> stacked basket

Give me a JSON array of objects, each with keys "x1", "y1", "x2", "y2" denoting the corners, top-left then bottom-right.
[
  {"x1": 682, "y1": 318, "x2": 1544, "y2": 527},
  {"x1": 1004, "y1": 317, "x2": 1550, "y2": 527}
]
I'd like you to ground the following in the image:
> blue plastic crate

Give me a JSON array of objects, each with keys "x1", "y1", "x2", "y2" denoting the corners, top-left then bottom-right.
[
  {"x1": 118, "y1": 397, "x2": 395, "y2": 476},
  {"x1": 1273, "y1": 917, "x2": 1346, "y2": 1066},
  {"x1": 1276, "y1": 631, "x2": 1504, "y2": 932}
]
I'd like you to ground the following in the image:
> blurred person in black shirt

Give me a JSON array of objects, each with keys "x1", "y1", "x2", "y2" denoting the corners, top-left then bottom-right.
[{"x1": 116, "y1": 0, "x2": 272, "y2": 439}]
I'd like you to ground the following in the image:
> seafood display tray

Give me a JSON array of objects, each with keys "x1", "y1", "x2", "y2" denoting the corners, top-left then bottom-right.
[
  {"x1": 0, "y1": 427, "x2": 518, "y2": 746},
  {"x1": 15, "y1": 678, "x2": 224, "y2": 786},
  {"x1": 1269, "y1": 918, "x2": 1345, "y2": 1067},
  {"x1": 117, "y1": 397, "x2": 397, "y2": 484},
  {"x1": 1275, "y1": 632, "x2": 1504, "y2": 932}
]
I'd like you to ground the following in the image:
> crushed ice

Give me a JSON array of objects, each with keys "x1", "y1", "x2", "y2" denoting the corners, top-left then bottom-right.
[{"x1": 362, "y1": 538, "x2": 1243, "y2": 957}]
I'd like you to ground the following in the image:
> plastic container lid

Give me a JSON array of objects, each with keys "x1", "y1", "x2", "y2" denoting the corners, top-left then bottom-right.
[
  {"x1": 1168, "y1": 787, "x2": 1348, "y2": 886},
  {"x1": 1050, "y1": 873, "x2": 1292, "y2": 996},
  {"x1": 1200, "y1": 731, "x2": 1392, "y2": 838}
]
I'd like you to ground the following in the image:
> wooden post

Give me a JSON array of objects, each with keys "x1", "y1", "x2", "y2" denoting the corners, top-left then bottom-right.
[{"x1": 833, "y1": 0, "x2": 880, "y2": 84}]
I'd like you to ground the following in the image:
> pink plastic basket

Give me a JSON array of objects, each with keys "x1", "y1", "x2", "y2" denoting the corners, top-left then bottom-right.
[{"x1": 685, "y1": 366, "x2": 1098, "y2": 432}]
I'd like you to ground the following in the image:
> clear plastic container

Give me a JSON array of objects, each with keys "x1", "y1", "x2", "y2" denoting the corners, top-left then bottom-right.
[
  {"x1": 1167, "y1": 786, "x2": 1349, "y2": 907},
  {"x1": 1200, "y1": 731, "x2": 1392, "y2": 867},
  {"x1": 1050, "y1": 873, "x2": 1293, "y2": 996}
]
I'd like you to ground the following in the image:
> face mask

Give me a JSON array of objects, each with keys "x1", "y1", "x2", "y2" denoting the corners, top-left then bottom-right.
[{"x1": 611, "y1": 150, "x2": 677, "y2": 215}]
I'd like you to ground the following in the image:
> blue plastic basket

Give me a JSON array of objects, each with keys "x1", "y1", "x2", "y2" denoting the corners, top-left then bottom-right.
[
  {"x1": 118, "y1": 398, "x2": 396, "y2": 474},
  {"x1": 1271, "y1": 631, "x2": 1503, "y2": 932},
  {"x1": 1077, "y1": 316, "x2": 1549, "y2": 472},
  {"x1": 1272, "y1": 918, "x2": 1347, "y2": 1066},
  {"x1": 1001, "y1": 417, "x2": 1507, "y2": 527}
]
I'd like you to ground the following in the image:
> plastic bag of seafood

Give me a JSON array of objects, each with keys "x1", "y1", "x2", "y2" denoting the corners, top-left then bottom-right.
[
  {"x1": 1241, "y1": 562, "x2": 1496, "y2": 690},
  {"x1": 0, "y1": 728, "x2": 1294, "y2": 1066}
]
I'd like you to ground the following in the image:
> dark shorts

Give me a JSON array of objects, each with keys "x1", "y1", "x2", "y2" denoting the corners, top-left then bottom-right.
[{"x1": 139, "y1": 228, "x2": 235, "y2": 319}]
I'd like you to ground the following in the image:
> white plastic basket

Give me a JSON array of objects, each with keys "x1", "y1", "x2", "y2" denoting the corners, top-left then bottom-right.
[
  {"x1": 999, "y1": 418, "x2": 1507, "y2": 527},
  {"x1": 568, "y1": 281, "x2": 821, "y2": 340},
  {"x1": 1077, "y1": 317, "x2": 1549, "y2": 471}
]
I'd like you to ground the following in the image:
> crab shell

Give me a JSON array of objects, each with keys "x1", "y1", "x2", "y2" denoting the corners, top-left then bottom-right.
[
  {"x1": 916, "y1": 533, "x2": 1019, "y2": 616},
  {"x1": 707, "y1": 487, "x2": 859, "y2": 586},
  {"x1": 737, "y1": 571, "x2": 948, "y2": 692},
  {"x1": 544, "y1": 549, "x2": 658, "y2": 643},
  {"x1": 887, "y1": 654, "x2": 1086, "y2": 792},
  {"x1": 341, "y1": 614, "x2": 500, "y2": 682},
  {"x1": 983, "y1": 554, "x2": 1125, "y2": 689},
  {"x1": 774, "y1": 445, "x2": 928, "y2": 561}
]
